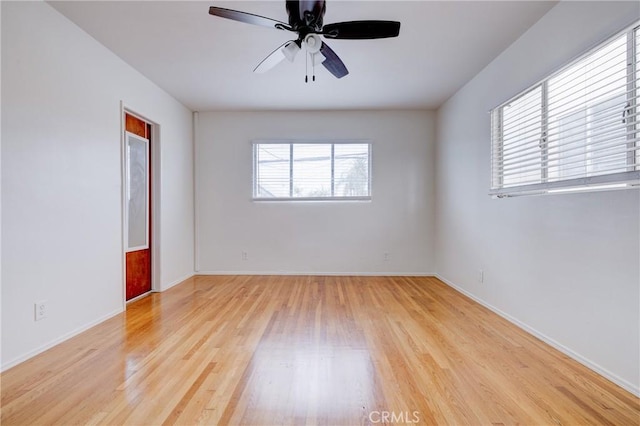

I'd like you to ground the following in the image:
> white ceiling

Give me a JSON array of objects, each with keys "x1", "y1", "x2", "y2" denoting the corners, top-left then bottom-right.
[{"x1": 49, "y1": 1, "x2": 556, "y2": 111}]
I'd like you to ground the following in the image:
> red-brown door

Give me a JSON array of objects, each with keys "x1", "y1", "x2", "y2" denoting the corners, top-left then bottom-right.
[{"x1": 125, "y1": 113, "x2": 152, "y2": 300}]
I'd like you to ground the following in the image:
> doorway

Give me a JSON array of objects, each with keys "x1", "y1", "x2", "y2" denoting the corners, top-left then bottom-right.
[{"x1": 124, "y1": 112, "x2": 153, "y2": 301}]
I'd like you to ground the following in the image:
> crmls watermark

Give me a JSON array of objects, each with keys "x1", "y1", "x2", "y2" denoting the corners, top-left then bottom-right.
[{"x1": 368, "y1": 410, "x2": 421, "y2": 424}]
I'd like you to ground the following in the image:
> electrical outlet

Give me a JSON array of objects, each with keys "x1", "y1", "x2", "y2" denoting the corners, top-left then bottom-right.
[
  {"x1": 478, "y1": 269, "x2": 484, "y2": 283},
  {"x1": 384, "y1": 252, "x2": 390, "y2": 261},
  {"x1": 241, "y1": 251, "x2": 248, "y2": 261},
  {"x1": 34, "y1": 300, "x2": 47, "y2": 321}
]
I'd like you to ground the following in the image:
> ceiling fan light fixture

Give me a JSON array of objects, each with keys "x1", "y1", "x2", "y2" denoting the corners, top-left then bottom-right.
[
  {"x1": 283, "y1": 41, "x2": 300, "y2": 62},
  {"x1": 304, "y1": 34, "x2": 322, "y2": 54}
]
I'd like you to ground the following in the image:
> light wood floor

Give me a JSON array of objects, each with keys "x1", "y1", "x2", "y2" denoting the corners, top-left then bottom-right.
[{"x1": 1, "y1": 276, "x2": 638, "y2": 425}]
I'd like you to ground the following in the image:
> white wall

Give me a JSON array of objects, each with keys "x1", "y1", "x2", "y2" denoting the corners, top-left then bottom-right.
[
  {"x1": 1, "y1": 1, "x2": 194, "y2": 370},
  {"x1": 196, "y1": 110, "x2": 435, "y2": 275},
  {"x1": 435, "y1": 1, "x2": 640, "y2": 394},
  {"x1": 0, "y1": 1, "x2": 3, "y2": 367}
]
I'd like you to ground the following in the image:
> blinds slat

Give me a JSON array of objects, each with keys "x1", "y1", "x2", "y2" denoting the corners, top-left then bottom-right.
[
  {"x1": 497, "y1": 143, "x2": 639, "y2": 176},
  {"x1": 496, "y1": 146, "x2": 639, "y2": 177}
]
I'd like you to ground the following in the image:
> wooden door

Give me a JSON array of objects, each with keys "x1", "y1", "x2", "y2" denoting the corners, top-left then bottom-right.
[{"x1": 125, "y1": 113, "x2": 152, "y2": 300}]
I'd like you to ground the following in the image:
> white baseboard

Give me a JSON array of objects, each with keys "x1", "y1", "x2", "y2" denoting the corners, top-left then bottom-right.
[
  {"x1": 2, "y1": 273, "x2": 195, "y2": 372},
  {"x1": 1, "y1": 308, "x2": 123, "y2": 373},
  {"x1": 196, "y1": 270, "x2": 436, "y2": 277},
  {"x1": 9, "y1": 272, "x2": 634, "y2": 398},
  {"x1": 435, "y1": 274, "x2": 640, "y2": 397},
  {"x1": 160, "y1": 272, "x2": 195, "y2": 291}
]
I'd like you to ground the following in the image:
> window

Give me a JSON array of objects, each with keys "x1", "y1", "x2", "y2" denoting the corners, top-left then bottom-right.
[
  {"x1": 253, "y1": 141, "x2": 371, "y2": 200},
  {"x1": 490, "y1": 22, "x2": 640, "y2": 196}
]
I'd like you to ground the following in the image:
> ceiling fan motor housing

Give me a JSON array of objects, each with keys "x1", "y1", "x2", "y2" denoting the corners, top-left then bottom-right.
[{"x1": 286, "y1": 0, "x2": 326, "y2": 33}]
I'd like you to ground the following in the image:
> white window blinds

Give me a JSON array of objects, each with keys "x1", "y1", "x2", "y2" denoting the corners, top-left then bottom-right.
[
  {"x1": 490, "y1": 22, "x2": 640, "y2": 196},
  {"x1": 253, "y1": 141, "x2": 371, "y2": 200}
]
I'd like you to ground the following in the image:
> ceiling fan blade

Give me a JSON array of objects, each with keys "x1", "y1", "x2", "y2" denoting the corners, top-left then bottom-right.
[
  {"x1": 319, "y1": 42, "x2": 348, "y2": 79},
  {"x1": 254, "y1": 41, "x2": 299, "y2": 73},
  {"x1": 209, "y1": 6, "x2": 293, "y2": 31},
  {"x1": 322, "y1": 20, "x2": 400, "y2": 39}
]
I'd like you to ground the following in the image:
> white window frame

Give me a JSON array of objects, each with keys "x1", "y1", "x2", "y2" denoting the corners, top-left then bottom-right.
[
  {"x1": 252, "y1": 139, "x2": 372, "y2": 201},
  {"x1": 490, "y1": 21, "x2": 640, "y2": 197}
]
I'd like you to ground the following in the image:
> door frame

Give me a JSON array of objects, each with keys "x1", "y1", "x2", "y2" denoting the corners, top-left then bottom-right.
[{"x1": 120, "y1": 102, "x2": 161, "y2": 306}]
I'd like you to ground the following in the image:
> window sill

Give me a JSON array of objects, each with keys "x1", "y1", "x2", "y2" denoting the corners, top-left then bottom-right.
[{"x1": 252, "y1": 196, "x2": 372, "y2": 202}]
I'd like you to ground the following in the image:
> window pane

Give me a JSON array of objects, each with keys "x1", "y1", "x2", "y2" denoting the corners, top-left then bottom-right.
[
  {"x1": 636, "y1": 27, "x2": 640, "y2": 169},
  {"x1": 255, "y1": 144, "x2": 290, "y2": 197},
  {"x1": 547, "y1": 33, "x2": 628, "y2": 180},
  {"x1": 334, "y1": 144, "x2": 369, "y2": 196},
  {"x1": 127, "y1": 135, "x2": 148, "y2": 250},
  {"x1": 500, "y1": 86, "x2": 543, "y2": 187},
  {"x1": 292, "y1": 144, "x2": 332, "y2": 197},
  {"x1": 254, "y1": 142, "x2": 371, "y2": 200}
]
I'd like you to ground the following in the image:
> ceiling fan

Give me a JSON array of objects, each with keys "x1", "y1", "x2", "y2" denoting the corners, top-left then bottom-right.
[{"x1": 208, "y1": 0, "x2": 401, "y2": 81}]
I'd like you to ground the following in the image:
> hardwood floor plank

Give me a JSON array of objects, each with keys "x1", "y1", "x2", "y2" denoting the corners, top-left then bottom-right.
[{"x1": 1, "y1": 276, "x2": 638, "y2": 425}]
